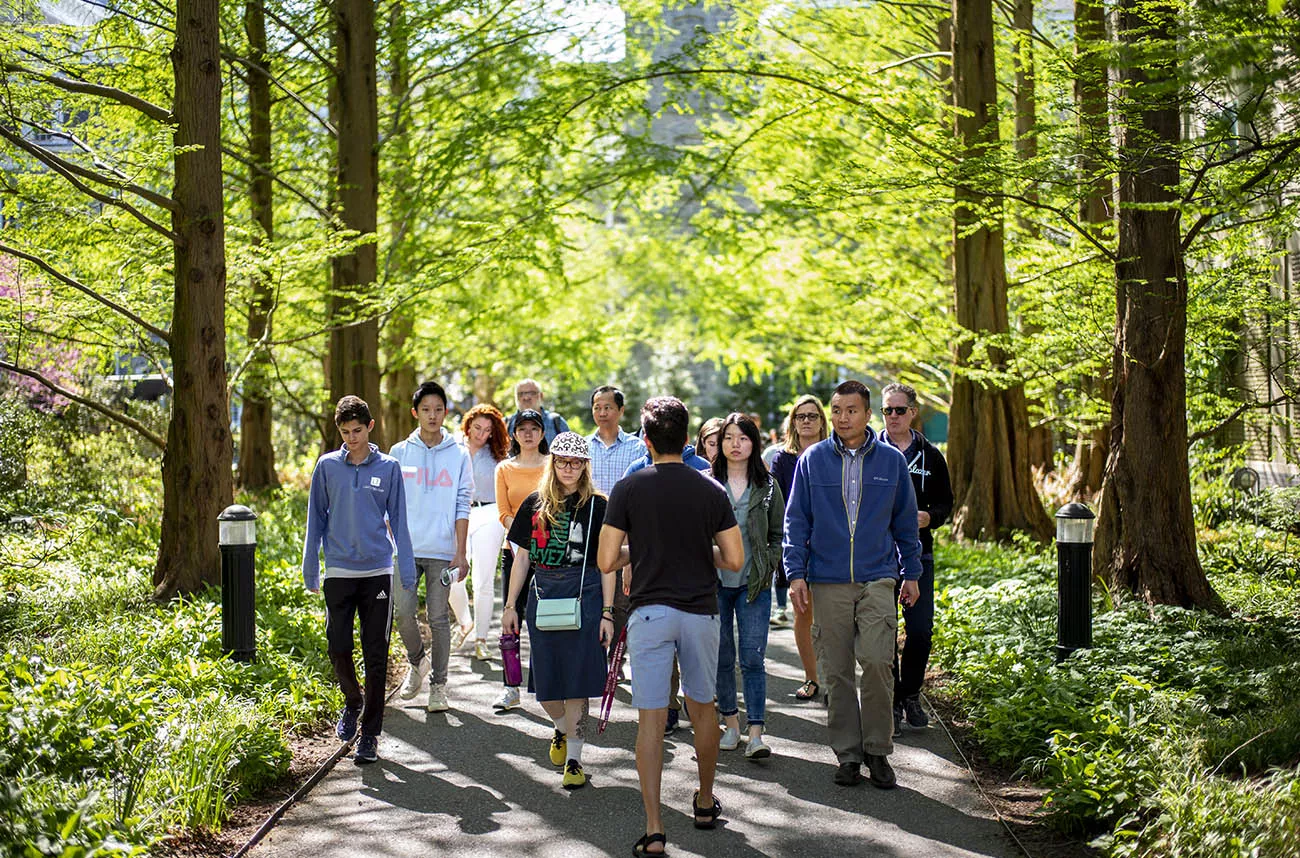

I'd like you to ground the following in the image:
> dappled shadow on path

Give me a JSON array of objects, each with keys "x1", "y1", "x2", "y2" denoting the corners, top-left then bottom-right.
[{"x1": 256, "y1": 618, "x2": 1017, "y2": 858}]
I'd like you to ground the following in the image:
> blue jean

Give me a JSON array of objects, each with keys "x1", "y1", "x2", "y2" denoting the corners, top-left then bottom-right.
[{"x1": 716, "y1": 585, "x2": 771, "y2": 726}]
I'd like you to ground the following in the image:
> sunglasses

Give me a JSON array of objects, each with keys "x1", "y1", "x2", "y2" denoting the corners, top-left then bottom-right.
[
  {"x1": 881, "y1": 406, "x2": 912, "y2": 416},
  {"x1": 793, "y1": 413, "x2": 822, "y2": 422},
  {"x1": 553, "y1": 458, "x2": 586, "y2": 471}
]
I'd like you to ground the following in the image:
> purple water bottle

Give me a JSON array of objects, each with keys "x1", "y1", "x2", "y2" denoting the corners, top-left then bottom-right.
[{"x1": 499, "y1": 633, "x2": 522, "y2": 687}]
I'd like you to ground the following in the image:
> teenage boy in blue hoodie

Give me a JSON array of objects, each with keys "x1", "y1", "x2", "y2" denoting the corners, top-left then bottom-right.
[
  {"x1": 783, "y1": 380, "x2": 922, "y2": 790},
  {"x1": 389, "y1": 381, "x2": 473, "y2": 714},
  {"x1": 303, "y1": 395, "x2": 416, "y2": 765}
]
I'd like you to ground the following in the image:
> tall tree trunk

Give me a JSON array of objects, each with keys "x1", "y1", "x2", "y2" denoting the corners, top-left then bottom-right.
[
  {"x1": 1011, "y1": 0, "x2": 1054, "y2": 474},
  {"x1": 155, "y1": 0, "x2": 233, "y2": 598},
  {"x1": 947, "y1": 0, "x2": 1053, "y2": 542},
  {"x1": 237, "y1": 0, "x2": 279, "y2": 490},
  {"x1": 1092, "y1": 0, "x2": 1223, "y2": 611},
  {"x1": 1065, "y1": 0, "x2": 1113, "y2": 498},
  {"x1": 329, "y1": 0, "x2": 382, "y2": 445},
  {"x1": 381, "y1": 0, "x2": 416, "y2": 441}
]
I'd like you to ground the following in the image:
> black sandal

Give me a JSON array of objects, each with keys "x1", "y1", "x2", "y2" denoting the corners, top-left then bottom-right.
[
  {"x1": 632, "y1": 832, "x2": 667, "y2": 856},
  {"x1": 794, "y1": 679, "x2": 820, "y2": 702},
  {"x1": 692, "y1": 790, "x2": 722, "y2": 830}
]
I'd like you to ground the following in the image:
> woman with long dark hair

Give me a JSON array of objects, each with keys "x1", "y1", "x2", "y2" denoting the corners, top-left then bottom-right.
[
  {"x1": 492, "y1": 409, "x2": 549, "y2": 711},
  {"x1": 710, "y1": 413, "x2": 784, "y2": 759},
  {"x1": 502, "y1": 432, "x2": 620, "y2": 789},
  {"x1": 770, "y1": 394, "x2": 828, "y2": 702}
]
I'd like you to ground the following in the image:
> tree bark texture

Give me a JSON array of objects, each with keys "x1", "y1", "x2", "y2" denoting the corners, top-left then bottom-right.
[
  {"x1": 381, "y1": 0, "x2": 416, "y2": 440},
  {"x1": 947, "y1": 0, "x2": 1053, "y2": 542},
  {"x1": 237, "y1": 0, "x2": 279, "y2": 490},
  {"x1": 1093, "y1": 0, "x2": 1223, "y2": 611},
  {"x1": 155, "y1": 0, "x2": 234, "y2": 598},
  {"x1": 1065, "y1": 0, "x2": 1113, "y2": 498},
  {"x1": 1011, "y1": 0, "x2": 1053, "y2": 473},
  {"x1": 329, "y1": 0, "x2": 382, "y2": 446}
]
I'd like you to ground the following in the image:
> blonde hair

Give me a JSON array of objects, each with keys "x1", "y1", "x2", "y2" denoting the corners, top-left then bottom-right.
[
  {"x1": 782, "y1": 394, "x2": 828, "y2": 454},
  {"x1": 534, "y1": 456, "x2": 602, "y2": 529}
]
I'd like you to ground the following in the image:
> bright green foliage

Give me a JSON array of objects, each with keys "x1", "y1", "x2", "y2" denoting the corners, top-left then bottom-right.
[
  {"x1": 1, "y1": 416, "x2": 339, "y2": 853},
  {"x1": 932, "y1": 527, "x2": 1300, "y2": 855}
]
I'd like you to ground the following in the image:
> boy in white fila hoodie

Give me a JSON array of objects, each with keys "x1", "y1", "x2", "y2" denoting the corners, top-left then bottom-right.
[{"x1": 389, "y1": 381, "x2": 473, "y2": 712}]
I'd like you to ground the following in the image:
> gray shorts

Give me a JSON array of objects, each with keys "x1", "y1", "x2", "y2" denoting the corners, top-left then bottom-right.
[{"x1": 626, "y1": 604, "x2": 720, "y2": 709}]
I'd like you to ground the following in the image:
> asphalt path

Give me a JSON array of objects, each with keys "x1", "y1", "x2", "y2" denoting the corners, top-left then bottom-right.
[{"x1": 255, "y1": 621, "x2": 1020, "y2": 858}]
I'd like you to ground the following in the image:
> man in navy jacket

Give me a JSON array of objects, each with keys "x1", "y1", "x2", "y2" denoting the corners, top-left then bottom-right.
[{"x1": 784, "y1": 380, "x2": 922, "y2": 790}]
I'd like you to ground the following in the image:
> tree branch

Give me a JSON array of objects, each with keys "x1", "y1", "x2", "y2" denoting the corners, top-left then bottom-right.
[
  {"x1": 220, "y1": 52, "x2": 337, "y2": 136},
  {"x1": 2, "y1": 62, "x2": 171, "y2": 123},
  {"x1": 1, "y1": 122, "x2": 176, "y2": 211},
  {"x1": 0, "y1": 360, "x2": 166, "y2": 449},
  {"x1": 0, "y1": 125, "x2": 178, "y2": 239},
  {"x1": 1188, "y1": 395, "x2": 1290, "y2": 444},
  {"x1": 1181, "y1": 138, "x2": 1300, "y2": 252},
  {"x1": 220, "y1": 145, "x2": 331, "y2": 218},
  {"x1": 0, "y1": 241, "x2": 172, "y2": 344}
]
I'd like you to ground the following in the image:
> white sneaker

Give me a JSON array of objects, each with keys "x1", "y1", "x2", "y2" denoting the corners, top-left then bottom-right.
[
  {"x1": 426, "y1": 683, "x2": 449, "y2": 712},
  {"x1": 745, "y1": 734, "x2": 771, "y2": 760},
  {"x1": 399, "y1": 655, "x2": 428, "y2": 700},
  {"x1": 719, "y1": 725, "x2": 741, "y2": 750},
  {"x1": 493, "y1": 687, "x2": 521, "y2": 711}
]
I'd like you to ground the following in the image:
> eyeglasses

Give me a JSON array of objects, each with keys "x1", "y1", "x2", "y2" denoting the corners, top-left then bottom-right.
[
  {"x1": 881, "y1": 406, "x2": 912, "y2": 416},
  {"x1": 553, "y1": 458, "x2": 586, "y2": 471},
  {"x1": 793, "y1": 413, "x2": 822, "y2": 422}
]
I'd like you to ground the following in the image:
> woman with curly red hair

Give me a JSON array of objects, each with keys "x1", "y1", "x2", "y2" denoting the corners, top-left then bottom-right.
[{"x1": 461, "y1": 405, "x2": 511, "y2": 660}]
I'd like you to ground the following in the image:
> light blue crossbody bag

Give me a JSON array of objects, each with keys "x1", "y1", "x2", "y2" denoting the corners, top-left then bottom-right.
[{"x1": 532, "y1": 501, "x2": 595, "y2": 631}]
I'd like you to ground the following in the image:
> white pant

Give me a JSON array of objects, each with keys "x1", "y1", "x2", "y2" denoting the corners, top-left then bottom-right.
[{"x1": 465, "y1": 503, "x2": 506, "y2": 640}]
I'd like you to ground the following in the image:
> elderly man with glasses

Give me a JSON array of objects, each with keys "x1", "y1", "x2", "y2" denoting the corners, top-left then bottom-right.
[{"x1": 506, "y1": 378, "x2": 570, "y2": 445}]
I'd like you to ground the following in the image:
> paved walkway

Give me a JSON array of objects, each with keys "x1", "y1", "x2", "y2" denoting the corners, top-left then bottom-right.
[{"x1": 256, "y1": 625, "x2": 1020, "y2": 858}]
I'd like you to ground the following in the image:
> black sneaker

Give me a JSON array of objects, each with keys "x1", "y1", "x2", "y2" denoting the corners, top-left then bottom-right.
[
  {"x1": 664, "y1": 708, "x2": 679, "y2": 736},
  {"x1": 354, "y1": 734, "x2": 379, "y2": 764},
  {"x1": 865, "y1": 753, "x2": 896, "y2": 789},
  {"x1": 902, "y1": 696, "x2": 929, "y2": 728},
  {"x1": 892, "y1": 702, "x2": 904, "y2": 738},
  {"x1": 335, "y1": 706, "x2": 361, "y2": 742},
  {"x1": 833, "y1": 762, "x2": 863, "y2": 786}
]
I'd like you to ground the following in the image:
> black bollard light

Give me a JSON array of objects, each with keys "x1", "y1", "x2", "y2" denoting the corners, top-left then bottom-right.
[
  {"x1": 1055, "y1": 502, "x2": 1095, "y2": 664},
  {"x1": 219, "y1": 504, "x2": 258, "y2": 662}
]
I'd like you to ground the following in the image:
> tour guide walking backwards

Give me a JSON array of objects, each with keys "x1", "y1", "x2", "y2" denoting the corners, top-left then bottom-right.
[
  {"x1": 302, "y1": 395, "x2": 416, "y2": 765},
  {"x1": 783, "y1": 380, "x2": 922, "y2": 789},
  {"x1": 598, "y1": 396, "x2": 744, "y2": 858}
]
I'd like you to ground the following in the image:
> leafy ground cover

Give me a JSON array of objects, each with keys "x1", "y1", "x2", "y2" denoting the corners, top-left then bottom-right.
[
  {"x1": 930, "y1": 516, "x2": 1300, "y2": 858},
  {"x1": 1, "y1": 419, "x2": 341, "y2": 856}
]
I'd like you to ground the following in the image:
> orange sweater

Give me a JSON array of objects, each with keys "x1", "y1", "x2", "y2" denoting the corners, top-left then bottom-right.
[{"x1": 495, "y1": 459, "x2": 546, "y2": 528}]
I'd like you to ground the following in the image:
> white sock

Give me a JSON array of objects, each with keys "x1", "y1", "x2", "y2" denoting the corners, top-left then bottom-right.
[
  {"x1": 552, "y1": 714, "x2": 568, "y2": 735},
  {"x1": 567, "y1": 738, "x2": 584, "y2": 763}
]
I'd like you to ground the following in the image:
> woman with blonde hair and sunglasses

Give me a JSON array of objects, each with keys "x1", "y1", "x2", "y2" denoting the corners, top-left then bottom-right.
[
  {"x1": 769, "y1": 394, "x2": 828, "y2": 701},
  {"x1": 502, "y1": 432, "x2": 623, "y2": 789}
]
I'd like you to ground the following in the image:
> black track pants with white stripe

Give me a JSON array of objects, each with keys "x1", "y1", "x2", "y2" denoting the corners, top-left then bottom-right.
[{"x1": 324, "y1": 574, "x2": 393, "y2": 739}]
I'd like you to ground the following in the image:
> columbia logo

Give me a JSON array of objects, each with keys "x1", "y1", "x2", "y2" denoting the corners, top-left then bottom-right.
[{"x1": 377, "y1": 591, "x2": 388, "y2": 600}]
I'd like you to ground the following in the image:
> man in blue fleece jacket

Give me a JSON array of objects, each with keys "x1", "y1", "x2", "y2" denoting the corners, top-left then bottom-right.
[
  {"x1": 303, "y1": 396, "x2": 416, "y2": 765},
  {"x1": 783, "y1": 380, "x2": 922, "y2": 790}
]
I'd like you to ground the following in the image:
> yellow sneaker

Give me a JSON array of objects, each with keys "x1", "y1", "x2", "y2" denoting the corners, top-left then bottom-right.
[
  {"x1": 549, "y1": 730, "x2": 567, "y2": 767},
  {"x1": 562, "y1": 759, "x2": 587, "y2": 790}
]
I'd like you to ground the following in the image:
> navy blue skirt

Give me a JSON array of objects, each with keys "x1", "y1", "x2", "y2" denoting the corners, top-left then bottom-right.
[{"x1": 525, "y1": 566, "x2": 608, "y2": 701}]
